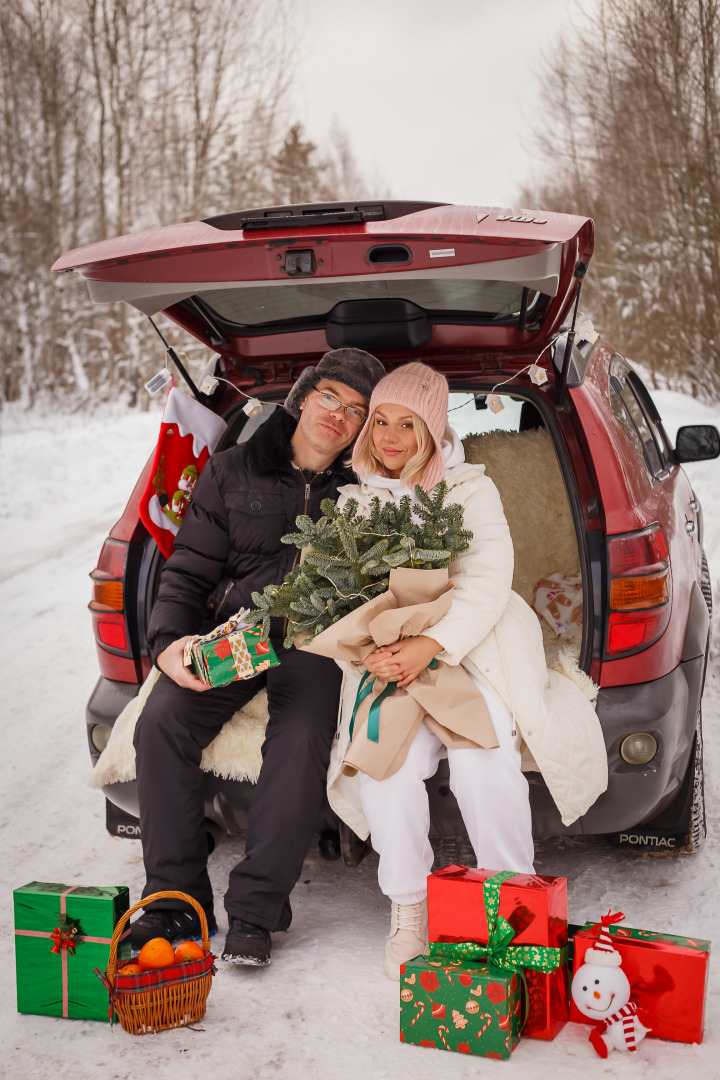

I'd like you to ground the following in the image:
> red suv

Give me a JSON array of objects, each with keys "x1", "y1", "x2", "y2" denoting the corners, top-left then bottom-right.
[{"x1": 54, "y1": 201, "x2": 719, "y2": 854}]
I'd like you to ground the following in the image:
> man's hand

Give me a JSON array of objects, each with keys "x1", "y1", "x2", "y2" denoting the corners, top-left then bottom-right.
[
  {"x1": 364, "y1": 635, "x2": 442, "y2": 689},
  {"x1": 157, "y1": 636, "x2": 211, "y2": 692}
]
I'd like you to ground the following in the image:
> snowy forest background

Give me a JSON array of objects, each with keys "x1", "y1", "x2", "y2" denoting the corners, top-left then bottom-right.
[
  {"x1": 1, "y1": 0, "x2": 719, "y2": 410},
  {"x1": 3, "y1": 5, "x2": 720, "y2": 1074},
  {"x1": 0, "y1": 0, "x2": 377, "y2": 409}
]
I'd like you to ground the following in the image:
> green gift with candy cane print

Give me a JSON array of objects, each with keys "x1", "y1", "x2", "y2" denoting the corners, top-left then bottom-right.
[
  {"x1": 183, "y1": 609, "x2": 279, "y2": 687},
  {"x1": 14, "y1": 882, "x2": 130, "y2": 1021},
  {"x1": 400, "y1": 953, "x2": 521, "y2": 1058}
]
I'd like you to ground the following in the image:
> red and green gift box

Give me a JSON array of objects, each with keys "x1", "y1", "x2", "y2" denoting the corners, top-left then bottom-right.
[
  {"x1": 183, "y1": 609, "x2": 279, "y2": 687},
  {"x1": 14, "y1": 881, "x2": 130, "y2": 1021},
  {"x1": 571, "y1": 920, "x2": 711, "y2": 1043},
  {"x1": 400, "y1": 948, "x2": 522, "y2": 1058},
  {"x1": 427, "y1": 866, "x2": 570, "y2": 1040}
]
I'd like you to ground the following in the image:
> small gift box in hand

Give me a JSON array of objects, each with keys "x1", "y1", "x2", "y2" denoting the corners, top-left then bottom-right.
[{"x1": 183, "y1": 609, "x2": 280, "y2": 687}]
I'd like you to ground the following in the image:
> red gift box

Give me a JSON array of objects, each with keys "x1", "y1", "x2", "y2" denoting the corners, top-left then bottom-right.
[
  {"x1": 570, "y1": 922, "x2": 710, "y2": 1043},
  {"x1": 427, "y1": 866, "x2": 569, "y2": 1041}
]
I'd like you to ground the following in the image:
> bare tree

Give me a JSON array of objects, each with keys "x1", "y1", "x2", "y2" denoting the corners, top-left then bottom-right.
[
  {"x1": 526, "y1": 0, "x2": 720, "y2": 398},
  {"x1": 0, "y1": 0, "x2": 377, "y2": 409}
]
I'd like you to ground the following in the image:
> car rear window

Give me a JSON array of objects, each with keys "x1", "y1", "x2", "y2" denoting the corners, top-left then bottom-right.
[
  {"x1": 196, "y1": 279, "x2": 544, "y2": 328},
  {"x1": 609, "y1": 356, "x2": 670, "y2": 479}
]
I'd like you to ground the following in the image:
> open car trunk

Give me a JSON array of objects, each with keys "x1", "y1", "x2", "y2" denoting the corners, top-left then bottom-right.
[{"x1": 52, "y1": 201, "x2": 594, "y2": 376}]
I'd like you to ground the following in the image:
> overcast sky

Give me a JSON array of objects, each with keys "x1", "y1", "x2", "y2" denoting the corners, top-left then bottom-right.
[{"x1": 295, "y1": 0, "x2": 595, "y2": 207}]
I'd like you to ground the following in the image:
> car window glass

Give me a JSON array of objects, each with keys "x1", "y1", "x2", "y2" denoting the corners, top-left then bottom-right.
[
  {"x1": 447, "y1": 393, "x2": 536, "y2": 439},
  {"x1": 221, "y1": 391, "x2": 542, "y2": 449},
  {"x1": 223, "y1": 400, "x2": 279, "y2": 447},
  {"x1": 196, "y1": 280, "x2": 544, "y2": 327},
  {"x1": 625, "y1": 371, "x2": 672, "y2": 470},
  {"x1": 609, "y1": 357, "x2": 664, "y2": 478}
]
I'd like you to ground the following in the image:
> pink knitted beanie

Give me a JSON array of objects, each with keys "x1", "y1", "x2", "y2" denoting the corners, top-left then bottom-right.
[{"x1": 352, "y1": 362, "x2": 449, "y2": 490}]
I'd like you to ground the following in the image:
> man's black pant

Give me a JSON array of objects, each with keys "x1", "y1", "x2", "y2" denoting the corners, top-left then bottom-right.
[{"x1": 133, "y1": 645, "x2": 342, "y2": 932}]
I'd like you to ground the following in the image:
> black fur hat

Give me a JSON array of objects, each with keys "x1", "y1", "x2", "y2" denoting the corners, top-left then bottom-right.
[{"x1": 284, "y1": 348, "x2": 386, "y2": 419}]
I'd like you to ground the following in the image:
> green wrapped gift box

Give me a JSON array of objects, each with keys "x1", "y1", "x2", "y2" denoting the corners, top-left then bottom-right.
[
  {"x1": 14, "y1": 882, "x2": 130, "y2": 1021},
  {"x1": 183, "y1": 609, "x2": 279, "y2": 687},
  {"x1": 400, "y1": 952, "x2": 521, "y2": 1059}
]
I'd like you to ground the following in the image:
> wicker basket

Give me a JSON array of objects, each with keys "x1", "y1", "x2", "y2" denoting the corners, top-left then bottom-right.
[{"x1": 104, "y1": 890, "x2": 215, "y2": 1035}]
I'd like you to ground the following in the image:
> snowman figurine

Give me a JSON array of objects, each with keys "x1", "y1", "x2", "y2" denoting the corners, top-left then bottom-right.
[{"x1": 571, "y1": 911, "x2": 652, "y2": 1058}]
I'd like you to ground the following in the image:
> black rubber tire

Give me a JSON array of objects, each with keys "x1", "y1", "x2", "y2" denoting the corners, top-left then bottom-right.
[
  {"x1": 701, "y1": 549, "x2": 713, "y2": 631},
  {"x1": 686, "y1": 707, "x2": 707, "y2": 853}
]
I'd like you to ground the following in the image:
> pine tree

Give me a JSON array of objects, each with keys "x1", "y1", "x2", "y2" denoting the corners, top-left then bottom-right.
[{"x1": 250, "y1": 483, "x2": 472, "y2": 646}]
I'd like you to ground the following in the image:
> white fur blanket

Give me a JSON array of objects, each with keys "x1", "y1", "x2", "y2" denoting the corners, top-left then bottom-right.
[
  {"x1": 90, "y1": 427, "x2": 595, "y2": 790},
  {"x1": 89, "y1": 668, "x2": 267, "y2": 787}
]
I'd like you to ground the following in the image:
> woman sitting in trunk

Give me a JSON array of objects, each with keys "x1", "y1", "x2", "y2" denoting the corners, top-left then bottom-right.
[{"x1": 326, "y1": 362, "x2": 607, "y2": 980}]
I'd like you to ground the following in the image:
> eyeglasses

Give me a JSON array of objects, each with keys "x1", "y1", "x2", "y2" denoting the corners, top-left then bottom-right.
[{"x1": 311, "y1": 388, "x2": 367, "y2": 426}]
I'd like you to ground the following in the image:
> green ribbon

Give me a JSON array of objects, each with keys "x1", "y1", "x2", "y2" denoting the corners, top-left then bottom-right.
[
  {"x1": 366, "y1": 680, "x2": 397, "y2": 742},
  {"x1": 348, "y1": 671, "x2": 377, "y2": 742},
  {"x1": 348, "y1": 658, "x2": 439, "y2": 745},
  {"x1": 429, "y1": 870, "x2": 569, "y2": 975}
]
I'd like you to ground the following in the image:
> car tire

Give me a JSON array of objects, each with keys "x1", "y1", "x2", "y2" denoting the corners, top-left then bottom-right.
[
  {"x1": 685, "y1": 707, "x2": 707, "y2": 853},
  {"x1": 701, "y1": 549, "x2": 713, "y2": 627}
]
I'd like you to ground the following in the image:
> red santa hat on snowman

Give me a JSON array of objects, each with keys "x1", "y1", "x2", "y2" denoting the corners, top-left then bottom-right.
[{"x1": 585, "y1": 910, "x2": 625, "y2": 967}]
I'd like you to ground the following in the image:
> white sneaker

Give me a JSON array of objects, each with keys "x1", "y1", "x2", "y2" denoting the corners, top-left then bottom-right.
[{"x1": 383, "y1": 898, "x2": 428, "y2": 981}]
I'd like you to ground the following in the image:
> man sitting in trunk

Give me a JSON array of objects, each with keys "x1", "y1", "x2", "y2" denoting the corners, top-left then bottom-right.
[{"x1": 131, "y1": 348, "x2": 385, "y2": 966}]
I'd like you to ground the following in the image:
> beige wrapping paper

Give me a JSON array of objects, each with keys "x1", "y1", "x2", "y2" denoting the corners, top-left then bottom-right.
[{"x1": 301, "y1": 567, "x2": 499, "y2": 781}]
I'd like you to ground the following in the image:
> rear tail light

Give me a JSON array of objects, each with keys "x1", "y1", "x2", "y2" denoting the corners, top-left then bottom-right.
[
  {"x1": 609, "y1": 571, "x2": 670, "y2": 610},
  {"x1": 606, "y1": 524, "x2": 671, "y2": 656},
  {"x1": 89, "y1": 538, "x2": 131, "y2": 656}
]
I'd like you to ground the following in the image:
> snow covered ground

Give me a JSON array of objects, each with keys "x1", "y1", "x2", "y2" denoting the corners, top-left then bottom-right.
[{"x1": 2, "y1": 392, "x2": 719, "y2": 1079}]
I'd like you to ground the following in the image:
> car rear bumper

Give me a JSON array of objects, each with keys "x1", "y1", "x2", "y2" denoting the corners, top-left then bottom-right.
[
  {"x1": 90, "y1": 652, "x2": 705, "y2": 841},
  {"x1": 523, "y1": 654, "x2": 705, "y2": 836}
]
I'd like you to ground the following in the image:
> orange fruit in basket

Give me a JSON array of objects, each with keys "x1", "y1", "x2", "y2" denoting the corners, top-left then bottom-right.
[
  {"x1": 118, "y1": 962, "x2": 143, "y2": 975},
  {"x1": 137, "y1": 937, "x2": 176, "y2": 971},
  {"x1": 174, "y1": 940, "x2": 205, "y2": 963}
]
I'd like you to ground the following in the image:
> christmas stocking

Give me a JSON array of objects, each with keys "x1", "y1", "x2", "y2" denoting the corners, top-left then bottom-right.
[{"x1": 139, "y1": 386, "x2": 228, "y2": 559}]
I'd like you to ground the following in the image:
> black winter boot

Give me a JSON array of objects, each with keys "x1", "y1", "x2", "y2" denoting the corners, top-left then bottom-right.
[
  {"x1": 130, "y1": 907, "x2": 218, "y2": 951},
  {"x1": 221, "y1": 917, "x2": 272, "y2": 966}
]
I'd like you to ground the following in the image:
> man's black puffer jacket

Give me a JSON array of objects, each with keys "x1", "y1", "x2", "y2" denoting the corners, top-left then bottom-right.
[{"x1": 147, "y1": 407, "x2": 355, "y2": 664}]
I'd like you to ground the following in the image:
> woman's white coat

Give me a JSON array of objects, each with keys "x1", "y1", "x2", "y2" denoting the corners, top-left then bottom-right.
[{"x1": 327, "y1": 429, "x2": 608, "y2": 837}]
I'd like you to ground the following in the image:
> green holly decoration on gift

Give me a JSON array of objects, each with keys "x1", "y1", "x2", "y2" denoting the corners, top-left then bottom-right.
[{"x1": 50, "y1": 914, "x2": 83, "y2": 954}]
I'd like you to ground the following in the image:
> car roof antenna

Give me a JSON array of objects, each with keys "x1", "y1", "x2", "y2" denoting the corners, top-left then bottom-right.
[
  {"x1": 555, "y1": 263, "x2": 587, "y2": 411},
  {"x1": 147, "y1": 316, "x2": 204, "y2": 403}
]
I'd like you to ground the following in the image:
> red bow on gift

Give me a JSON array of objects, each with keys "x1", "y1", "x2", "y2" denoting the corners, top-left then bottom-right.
[{"x1": 50, "y1": 926, "x2": 79, "y2": 955}]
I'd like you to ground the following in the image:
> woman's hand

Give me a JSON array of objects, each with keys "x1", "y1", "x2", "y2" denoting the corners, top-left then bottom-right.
[{"x1": 363, "y1": 635, "x2": 442, "y2": 689}]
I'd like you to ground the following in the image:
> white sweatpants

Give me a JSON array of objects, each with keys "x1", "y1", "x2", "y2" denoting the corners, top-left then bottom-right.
[{"x1": 359, "y1": 681, "x2": 535, "y2": 904}]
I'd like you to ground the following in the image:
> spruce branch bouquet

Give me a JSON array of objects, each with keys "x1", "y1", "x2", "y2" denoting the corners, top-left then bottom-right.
[{"x1": 250, "y1": 481, "x2": 472, "y2": 647}]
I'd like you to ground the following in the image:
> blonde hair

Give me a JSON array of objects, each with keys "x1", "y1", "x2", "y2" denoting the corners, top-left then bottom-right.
[{"x1": 353, "y1": 409, "x2": 437, "y2": 489}]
